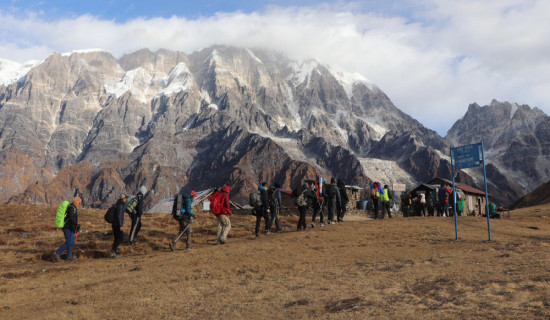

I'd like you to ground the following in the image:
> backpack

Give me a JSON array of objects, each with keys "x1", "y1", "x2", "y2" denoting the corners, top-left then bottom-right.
[
  {"x1": 294, "y1": 191, "x2": 307, "y2": 207},
  {"x1": 55, "y1": 200, "x2": 70, "y2": 228},
  {"x1": 209, "y1": 191, "x2": 223, "y2": 215},
  {"x1": 124, "y1": 195, "x2": 138, "y2": 215},
  {"x1": 172, "y1": 194, "x2": 184, "y2": 220},
  {"x1": 104, "y1": 204, "x2": 116, "y2": 224},
  {"x1": 249, "y1": 190, "x2": 261, "y2": 208},
  {"x1": 371, "y1": 188, "x2": 380, "y2": 200}
]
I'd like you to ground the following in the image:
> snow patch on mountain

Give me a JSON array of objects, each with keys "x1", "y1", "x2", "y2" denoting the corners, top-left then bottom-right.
[
  {"x1": 104, "y1": 67, "x2": 153, "y2": 102},
  {"x1": 0, "y1": 58, "x2": 41, "y2": 86},
  {"x1": 328, "y1": 65, "x2": 374, "y2": 99},
  {"x1": 358, "y1": 157, "x2": 415, "y2": 187},
  {"x1": 510, "y1": 103, "x2": 518, "y2": 119},
  {"x1": 61, "y1": 48, "x2": 107, "y2": 56},
  {"x1": 246, "y1": 49, "x2": 263, "y2": 64},
  {"x1": 158, "y1": 62, "x2": 192, "y2": 96},
  {"x1": 288, "y1": 60, "x2": 319, "y2": 87}
]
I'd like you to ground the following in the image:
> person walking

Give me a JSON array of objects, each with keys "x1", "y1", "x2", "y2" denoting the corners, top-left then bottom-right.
[
  {"x1": 267, "y1": 183, "x2": 282, "y2": 232},
  {"x1": 54, "y1": 196, "x2": 81, "y2": 261},
  {"x1": 216, "y1": 186, "x2": 232, "y2": 244},
  {"x1": 255, "y1": 182, "x2": 271, "y2": 238},
  {"x1": 325, "y1": 178, "x2": 341, "y2": 224},
  {"x1": 417, "y1": 193, "x2": 426, "y2": 217},
  {"x1": 311, "y1": 181, "x2": 324, "y2": 227},
  {"x1": 110, "y1": 194, "x2": 127, "y2": 258},
  {"x1": 427, "y1": 191, "x2": 435, "y2": 216},
  {"x1": 336, "y1": 178, "x2": 349, "y2": 222},
  {"x1": 295, "y1": 184, "x2": 309, "y2": 231},
  {"x1": 371, "y1": 182, "x2": 384, "y2": 219},
  {"x1": 170, "y1": 190, "x2": 196, "y2": 251},
  {"x1": 380, "y1": 185, "x2": 393, "y2": 218},
  {"x1": 401, "y1": 192, "x2": 411, "y2": 217},
  {"x1": 128, "y1": 186, "x2": 147, "y2": 246}
]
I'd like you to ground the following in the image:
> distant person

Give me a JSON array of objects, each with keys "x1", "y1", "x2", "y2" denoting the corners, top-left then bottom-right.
[
  {"x1": 438, "y1": 185, "x2": 453, "y2": 217},
  {"x1": 128, "y1": 186, "x2": 147, "y2": 246},
  {"x1": 255, "y1": 182, "x2": 271, "y2": 238},
  {"x1": 295, "y1": 184, "x2": 309, "y2": 231},
  {"x1": 267, "y1": 183, "x2": 282, "y2": 233},
  {"x1": 217, "y1": 185, "x2": 232, "y2": 244},
  {"x1": 110, "y1": 194, "x2": 127, "y2": 258},
  {"x1": 54, "y1": 197, "x2": 81, "y2": 262},
  {"x1": 401, "y1": 192, "x2": 411, "y2": 217},
  {"x1": 380, "y1": 185, "x2": 393, "y2": 218},
  {"x1": 427, "y1": 191, "x2": 435, "y2": 216},
  {"x1": 336, "y1": 178, "x2": 349, "y2": 222},
  {"x1": 311, "y1": 180, "x2": 325, "y2": 227},
  {"x1": 169, "y1": 191, "x2": 196, "y2": 251},
  {"x1": 371, "y1": 182, "x2": 384, "y2": 219},
  {"x1": 417, "y1": 193, "x2": 426, "y2": 216},
  {"x1": 325, "y1": 178, "x2": 341, "y2": 224}
]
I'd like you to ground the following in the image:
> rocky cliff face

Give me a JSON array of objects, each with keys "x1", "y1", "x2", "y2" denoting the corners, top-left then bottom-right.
[
  {"x1": 0, "y1": 46, "x2": 521, "y2": 207},
  {"x1": 446, "y1": 100, "x2": 549, "y2": 203}
]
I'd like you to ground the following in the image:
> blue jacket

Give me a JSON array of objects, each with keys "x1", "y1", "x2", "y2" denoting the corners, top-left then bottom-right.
[{"x1": 181, "y1": 193, "x2": 195, "y2": 221}]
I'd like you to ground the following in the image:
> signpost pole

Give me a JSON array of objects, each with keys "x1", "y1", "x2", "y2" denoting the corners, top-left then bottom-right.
[
  {"x1": 450, "y1": 147, "x2": 458, "y2": 240},
  {"x1": 481, "y1": 140, "x2": 492, "y2": 241}
]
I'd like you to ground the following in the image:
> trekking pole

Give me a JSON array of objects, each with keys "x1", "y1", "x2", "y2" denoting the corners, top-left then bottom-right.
[{"x1": 169, "y1": 219, "x2": 196, "y2": 251}]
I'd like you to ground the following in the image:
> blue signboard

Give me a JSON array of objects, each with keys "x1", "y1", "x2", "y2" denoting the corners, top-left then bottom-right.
[{"x1": 452, "y1": 143, "x2": 482, "y2": 169}]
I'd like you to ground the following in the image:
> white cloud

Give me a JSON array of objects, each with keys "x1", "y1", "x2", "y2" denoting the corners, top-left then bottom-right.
[{"x1": 1, "y1": 0, "x2": 549, "y2": 135}]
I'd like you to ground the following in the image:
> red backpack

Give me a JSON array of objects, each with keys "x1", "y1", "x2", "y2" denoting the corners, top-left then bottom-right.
[{"x1": 209, "y1": 191, "x2": 223, "y2": 216}]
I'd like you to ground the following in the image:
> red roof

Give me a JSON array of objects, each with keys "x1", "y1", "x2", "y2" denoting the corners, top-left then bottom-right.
[{"x1": 431, "y1": 178, "x2": 487, "y2": 196}]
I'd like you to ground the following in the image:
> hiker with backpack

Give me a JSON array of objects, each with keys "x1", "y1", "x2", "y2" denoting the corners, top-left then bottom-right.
[
  {"x1": 417, "y1": 192, "x2": 426, "y2": 217},
  {"x1": 400, "y1": 192, "x2": 411, "y2": 217},
  {"x1": 110, "y1": 194, "x2": 128, "y2": 258},
  {"x1": 336, "y1": 178, "x2": 349, "y2": 222},
  {"x1": 216, "y1": 185, "x2": 232, "y2": 244},
  {"x1": 311, "y1": 181, "x2": 324, "y2": 228},
  {"x1": 127, "y1": 186, "x2": 147, "y2": 246},
  {"x1": 380, "y1": 185, "x2": 393, "y2": 219},
  {"x1": 169, "y1": 190, "x2": 196, "y2": 251},
  {"x1": 267, "y1": 183, "x2": 282, "y2": 233},
  {"x1": 295, "y1": 184, "x2": 309, "y2": 231},
  {"x1": 53, "y1": 196, "x2": 81, "y2": 262},
  {"x1": 254, "y1": 182, "x2": 271, "y2": 238},
  {"x1": 370, "y1": 182, "x2": 384, "y2": 219},
  {"x1": 209, "y1": 188, "x2": 228, "y2": 244},
  {"x1": 325, "y1": 178, "x2": 341, "y2": 224}
]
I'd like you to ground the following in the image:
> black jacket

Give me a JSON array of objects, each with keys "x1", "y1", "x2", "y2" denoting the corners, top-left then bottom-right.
[
  {"x1": 64, "y1": 204, "x2": 78, "y2": 232},
  {"x1": 136, "y1": 193, "x2": 144, "y2": 217},
  {"x1": 337, "y1": 179, "x2": 349, "y2": 204},
  {"x1": 112, "y1": 200, "x2": 125, "y2": 228}
]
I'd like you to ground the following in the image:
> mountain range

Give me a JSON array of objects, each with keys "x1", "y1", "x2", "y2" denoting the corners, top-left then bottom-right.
[{"x1": 1, "y1": 46, "x2": 548, "y2": 208}]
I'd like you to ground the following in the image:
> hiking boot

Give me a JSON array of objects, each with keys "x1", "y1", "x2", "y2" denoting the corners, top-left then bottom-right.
[
  {"x1": 109, "y1": 250, "x2": 118, "y2": 258},
  {"x1": 129, "y1": 241, "x2": 136, "y2": 247},
  {"x1": 255, "y1": 234, "x2": 259, "y2": 239},
  {"x1": 53, "y1": 252, "x2": 61, "y2": 262},
  {"x1": 265, "y1": 231, "x2": 272, "y2": 236},
  {"x1": 220, "y1": 240, "x2": 226, "y2": 244},
  {"x1": 169, "y1": 242, "x2": 175, "y2": 251},
  {"x1": 67, "y1": 256, "x2": 77, "y2": 261},
  {"x1": 311, "y1": 222, "x2": 315, "y2": 228},
  {"x1": 320, "y1": 223, "x2": 325, "y2": 227},
  {"x1": 186, "y1": 245, "x2": 193, "y2": 250}
]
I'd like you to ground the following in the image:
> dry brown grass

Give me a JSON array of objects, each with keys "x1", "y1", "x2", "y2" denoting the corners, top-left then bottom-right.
[{"x1": 0, "y1": 204, "x2": 549, "y2": 319}]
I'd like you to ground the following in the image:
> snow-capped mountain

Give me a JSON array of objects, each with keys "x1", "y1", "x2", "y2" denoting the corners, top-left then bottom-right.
[
  {"x1": 0, "y1": 46, "x2": 521, "y2": 207},
  {"x1": 0, "y1": 58, "x2": 41, "y2": 86}
]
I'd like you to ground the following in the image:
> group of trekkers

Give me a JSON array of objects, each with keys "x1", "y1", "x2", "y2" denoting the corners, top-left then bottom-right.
[
  {"x1": 53, "y1": 177, "x2": 353, "y2": 261},
  {"x1": 399, "y1": 185, "x2": 457, "y2": 217},
  {"x1": 250, "y1": 177, "x2": 350, "y2": 237}
]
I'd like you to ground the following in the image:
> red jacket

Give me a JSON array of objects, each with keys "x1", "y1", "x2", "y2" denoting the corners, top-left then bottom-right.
[{"x1": 221, "y1": 186, "x2": 231, "y2": 216}]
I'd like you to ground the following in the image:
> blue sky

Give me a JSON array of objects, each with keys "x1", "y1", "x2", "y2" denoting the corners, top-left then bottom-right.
[
  {"x1": 1, "y1": 0, "x2": 549, "y2": 135},
  {"x1": 5, "y1": 0, "x2": 419, "y2": 20}
]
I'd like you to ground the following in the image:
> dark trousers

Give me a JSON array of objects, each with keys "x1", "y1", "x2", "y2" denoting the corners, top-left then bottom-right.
[
  {"x1": 337, "y1": 201, "x2": 347, "y2": 221},
  {"x1": 267, "y1": 204, "x2": 280, "y2": 231},
  {"x1": 427, "y1": 205, "x2": 434, "y2": 216},
  {"x1": 373, "y1": 199, "x2": 380, "y2": 219},
  {"x1": 402, "y1": 206, "x2": 410, "y2": 217},
  {"x1": 381, "y1": 201, "x2": 392, "y2": 218},
  {"x1": 255, "y1": 205, "x2": 269, "y2": 235},
  {"x1": 112, "y1": 226, "x2": 124, "y2": 253},
  {"x1": 327, "y1": 200, "x2": 335, "y2": 222},
  {"x1": 312, "y1": 205, "x2": 324, "y2": 224},
  {"x1": 297, "y1": 206, "x2": 307, "y2": 230},
  {"x1": 129, "y1": 214, "x2": 142, "y2": 243},
  {"x1": 419, "y1": 203, "x2": 426, "y2": 216}
]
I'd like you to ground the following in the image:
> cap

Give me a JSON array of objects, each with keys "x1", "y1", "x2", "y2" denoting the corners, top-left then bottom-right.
[
  {"x1": 190, "y1": 190, "x2": 196, "y2": 197},
  {"x1": 120, "y1": 193, "x2": 128, "y2": 199}
]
